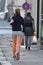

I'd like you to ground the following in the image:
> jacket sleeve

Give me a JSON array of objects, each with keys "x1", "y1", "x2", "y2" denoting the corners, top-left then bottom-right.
[{"x1": 32, "y1": 19, "x2": 35, "y2": 32}]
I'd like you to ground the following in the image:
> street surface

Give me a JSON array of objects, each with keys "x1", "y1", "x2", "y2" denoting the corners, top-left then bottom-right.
[{"x1": 0, "y1": 20, "x2": 43, "y2": 65}]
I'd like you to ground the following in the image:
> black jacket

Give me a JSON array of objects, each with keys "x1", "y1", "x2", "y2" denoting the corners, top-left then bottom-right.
[
  {"x1": 23, "y1": 15, "x2": 35, "y2": 36},
  {"x1": 10, "y1": 14, "x2": 24, "y2": 31}
]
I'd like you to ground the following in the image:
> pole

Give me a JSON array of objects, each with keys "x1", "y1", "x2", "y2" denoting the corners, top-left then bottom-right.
[{"x1": 25, "y1": 0, "x2": 27, "y2": 15}]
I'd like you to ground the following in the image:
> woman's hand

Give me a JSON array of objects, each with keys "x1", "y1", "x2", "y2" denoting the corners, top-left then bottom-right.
[{"x1": 34, "y1": 32, "x2": 36, "y2": 36}]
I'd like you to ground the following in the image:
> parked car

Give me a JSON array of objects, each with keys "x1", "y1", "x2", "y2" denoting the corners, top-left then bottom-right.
[{"x1": 0, "y1": 11, "x2": 8, "y2": 20}]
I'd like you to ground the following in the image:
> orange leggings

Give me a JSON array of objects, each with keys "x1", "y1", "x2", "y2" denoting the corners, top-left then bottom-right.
[{"x1": 12, "y1": 36, "x2": 21, "y2": 56}]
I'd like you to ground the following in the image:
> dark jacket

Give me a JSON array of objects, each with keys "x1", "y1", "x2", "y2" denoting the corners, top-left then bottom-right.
[
  {"x1": 23, "y1": 14, "x2": 35, "y2": 36},
  {"x1": 10, "y1": 14, "x2": 24, "y2": 31}
]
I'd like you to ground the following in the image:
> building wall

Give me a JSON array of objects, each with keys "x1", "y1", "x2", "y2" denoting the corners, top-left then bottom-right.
[
  {"x1": 5, "y1": 0, "x2": 31, "y2": 17},
  {"x1": 5, "y1": 0, "x2": 12, "y2": 11},
  {"x1": 31, "y1": 0, "x2": 37, "y2": 32},
  {"x1": 25, "y1": 0, "x2": 37, "y2": 32},
  {"x1": 5, "y1": 0, "x2": 37, "y2": 31},
  {"x1": 0, "y1": 0, "x2": 5, "y2": 12},
  {"x1": 13, "y1": 0, "x2": 25, "y2": 18}
]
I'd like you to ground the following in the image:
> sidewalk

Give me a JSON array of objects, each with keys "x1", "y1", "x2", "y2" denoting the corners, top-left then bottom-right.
[
  {"x1": 0, "y1": 34, "x2": 43, "y2": 65},
  {"x1": 0, "y1": 45, "x2": 11, "y2": 65}
]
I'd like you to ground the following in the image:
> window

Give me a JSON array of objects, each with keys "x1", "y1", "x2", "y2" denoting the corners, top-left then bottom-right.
[{"x1": 41, "y1": 0, "x2": 43, "y2": 38}]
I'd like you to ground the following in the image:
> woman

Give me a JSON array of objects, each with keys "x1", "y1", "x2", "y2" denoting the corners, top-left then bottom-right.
[
  {"x1": 23, "y1": 12, "x2": 35, "y2": 50},
  {"x1": 10, "y1": 8, "x2": 24, "y2": 60}
]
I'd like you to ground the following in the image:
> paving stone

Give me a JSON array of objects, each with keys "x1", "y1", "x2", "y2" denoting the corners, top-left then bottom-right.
[
  {"x1": 0, "y1": 61, "x2": 11, "y2": 65},
  {"x1": 0, "y1": 52, "x2": 3, "y2": 56},
  {"x1": 1, "y1": 48, "x2": 12, "y2": 53},
  {"x1": 0, "y1": 45, "x2": 8, "y2": 48},
  {"x1": 0, "y1": 57, "x2": 6, "y2": 61},
  {"x1": 0, "y1": 49, "x2": 2, "y2": 52},
  {"x1": 0, "y1": 54, "x2": 3, "y2": 57}
]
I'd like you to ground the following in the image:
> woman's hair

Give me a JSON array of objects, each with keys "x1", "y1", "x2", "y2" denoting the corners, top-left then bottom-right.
[
  {"x1": 15, "y1": 8, "x2": 20, "y2": 15},
  {"x1": 26, "y1": 12, "x2": 31, "y2": 16}
]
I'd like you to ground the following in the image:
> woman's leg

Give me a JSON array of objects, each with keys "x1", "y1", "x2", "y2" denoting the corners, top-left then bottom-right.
[
  {"x1": 25, "y1": 36, "x2": 28, "y2": 49},
  {"x1": 16, "y1": 36, "x2": 21, "y2": 60},
  {"x1": 16, "y1": 36, "x2": 21, "y2": 54},
  {"x1": 12, "y1": 37, "x2": 16, "y2": 56},
  {"x1": 28, "y1": 36, "x2": 32, "y2": 50}
]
